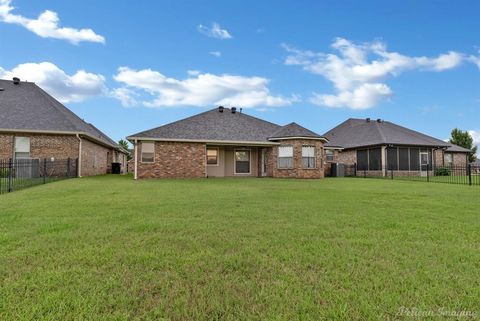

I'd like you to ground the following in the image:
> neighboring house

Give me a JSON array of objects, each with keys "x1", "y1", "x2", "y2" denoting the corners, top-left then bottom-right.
[
  {"x1": 323, "y1": 118, "x2": 471, "y2": 176},
  {"x1": 127, "y1": 106, "x2": 328, "y2": 179},
  {"x1": 0, "y1": 78, "x2": 128, "y2": 176}
]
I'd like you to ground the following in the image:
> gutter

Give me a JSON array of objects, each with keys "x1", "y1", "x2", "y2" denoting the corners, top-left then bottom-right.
[
  {"x1": 76, "y1": 134, "x2": 82, "y2": 177},
  {"x1": 126, "y1": 137, "x2": 280, "y2": 146}
]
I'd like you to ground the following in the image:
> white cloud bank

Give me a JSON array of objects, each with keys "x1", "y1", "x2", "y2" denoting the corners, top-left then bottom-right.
[
  {"x1": 112, "y1": 67, "x2": 295, "y2": 108},
  {"x1": 197, "y1": 22, "x2": 232, "y2": 39},
  {"x1": 0, "y1": 0, "x2": 104, "y2": 44},
  {"x1": 469, "y1": 130, "x2": 480, "y2": 154},
  {"x1": 0, "y1": 62, "x2": 105, "y2": 103},
  {"x1": 283, "y1": 38, "x2": 465, "y2": 109}
]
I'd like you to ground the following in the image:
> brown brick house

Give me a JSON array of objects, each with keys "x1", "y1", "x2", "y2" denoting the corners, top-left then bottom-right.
[
  {"x1": 323, "y1": 118, "x2": 471, "y2": 177},
  {"x1": 127, "y1": 106, "x2": 328, "y2": 179},
  {"x1": 0, "y1": 78, "x2": 127, "y2": 176}
]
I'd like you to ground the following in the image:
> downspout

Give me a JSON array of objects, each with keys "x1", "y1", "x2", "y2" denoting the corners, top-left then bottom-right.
[
  {"x1": 381, "y1": 145, "x2": 387, "y2": 177},
  {"x1": 134, "y1": 139, "x2": 138, "y2": 180},
  {"x1": 76, "y1": 134, "x2": 82, "y2": 177}
]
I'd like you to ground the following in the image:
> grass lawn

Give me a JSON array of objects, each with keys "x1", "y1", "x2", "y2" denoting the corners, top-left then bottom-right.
[{"x1": 1, "y1": 175, "x2": 479, "y2": 320}]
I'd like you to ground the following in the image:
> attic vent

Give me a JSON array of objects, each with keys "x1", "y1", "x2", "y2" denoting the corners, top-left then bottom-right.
[
  {"x1": 366, "y1": 118, "x2": 371, "y2": 122},
  {"x1": 13, "y1": 77, "x2": 20, "y2": 85},
  {"x1": 0, "y1": 88, "x2": 4, "y2": 91},
  {"x1": 377, "y1": 118, "x2": 383, "y2": 123},
  {"x1": 218, "y1": 106, "x2": 224, "y2": 112},
  {"x1": 231, "y1": 107, "x2": 237, "y2": 114}
]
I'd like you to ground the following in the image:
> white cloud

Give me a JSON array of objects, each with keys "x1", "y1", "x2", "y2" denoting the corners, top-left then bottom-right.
[
  {"x1": 283, "y1": 38, "x2": 465, "y2": 109},
  {"x1": 0, "y1": 0, "x2": 104, "y2": 44},
  {"x1": 310, "y1": 83, "x2": 392, "y2": 109},
  {"x1": 0, "y1": 62, "x2": 105, "y2": 103},
  {"x1": 209, "y1": 51, "x2": 222, "y2": 57},
  {"x1": 197, "y1": 22, "x2": 232, "y2": 39},
  {"x1": 469, "y1": 130, "x2": 480, "y2": 154},
  {"x1": 187, "y1": 70, "x2": 201, "y2": 76},
  {"x1": 112, "y1": 67, "x2": 295, "y2": 108},
  {"x1": 468, "y1": 53, "x2": 480, "y2": 69}
]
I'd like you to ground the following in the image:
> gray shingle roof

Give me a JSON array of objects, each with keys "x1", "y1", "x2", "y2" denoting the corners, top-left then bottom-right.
[
  {"x1": 324, "y1": 118, "x2": 469, "y2": 151},
  {"x1": 129, "y1": 107, "x2": 283, "y2": 143},
  {"x1": 0, "y1": 79, "x2": 120, "y2": 150},
  {"x1": 268, "y1": 122, "x2": 324, "y2": 140},
  {"x1": 445, "y1": 144, "x2": 472, "y2": 153},
  {"x1": 128, "y1": 108, "x2": 327, "y2": 143}
]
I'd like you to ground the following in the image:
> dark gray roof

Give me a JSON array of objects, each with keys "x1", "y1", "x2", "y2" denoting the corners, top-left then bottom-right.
[
  {"x1": 268, "y1": 122, "x2": 324, "y2": 140},
  {"x1": 445, "y1": 144, "x2": 472, "y2": 153},
  {"x1": 0, "y1": 79, "x2": 121, "y2": 150},
  {"x1": 324, "y1": 118, "x2": 459, "y2": 150},
  {"x1": 129, "y1": 107, "x2": 283, "y2": 142}
]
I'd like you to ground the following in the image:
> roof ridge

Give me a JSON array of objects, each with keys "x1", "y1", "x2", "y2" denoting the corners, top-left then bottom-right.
[{"x1": 384, "y1": 121, "x2": 448, "y2": 145}]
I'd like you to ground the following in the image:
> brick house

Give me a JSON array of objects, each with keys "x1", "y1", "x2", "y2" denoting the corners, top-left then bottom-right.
[
  {"x1": 0, "y1": 78, "x2": 128, "y2": 176},
  {"x1": 323, "y1": 118, "x2": 471, "y2": 177},
  {"x1": 127, "y1": 106, "x2": 328, "y2": 179}
]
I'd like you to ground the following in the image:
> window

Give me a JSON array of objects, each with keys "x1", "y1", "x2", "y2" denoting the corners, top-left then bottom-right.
[
  {"x1": 387, "y1": 147, "x2": 398, "y2": 170},
  {"x1": 141, "y1": 142, "x2": 155, "y2": 163},
  {"x1": 325, "y1": 149, "x2": 334, "y2": 162},
  {"x1": 207, "y1": 148, "x2": 219, "y2": 165},
  {"x1": 14, "y1": 136, "x2": 30, "y2": 159},
  {"x1": 302, "y1": 146, "x2": 316, "y2": 168},
  {"x1": 235, "y1": 150, "x2": 250, "y2": 174},
  {"x1": 278, "y1": 146, "x2": 293, "y2": 169},
  {"x1": 445, "y1": 153, "x2": 453, "y2": 167}
]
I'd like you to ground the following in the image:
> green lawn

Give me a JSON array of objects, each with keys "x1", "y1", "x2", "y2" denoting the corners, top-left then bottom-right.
[{"x1": 1, "y1": 175, "x2": 479, "y2": 320}]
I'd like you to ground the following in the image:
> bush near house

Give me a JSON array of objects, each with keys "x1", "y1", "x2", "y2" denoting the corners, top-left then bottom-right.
[{"x1": 1, "y1": 176, "x2": 479, "y2": 320}]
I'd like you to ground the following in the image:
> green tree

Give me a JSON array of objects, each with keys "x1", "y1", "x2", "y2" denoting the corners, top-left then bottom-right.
[
  {"x1": 118, "y1": 139, "x2": 132, "y2": 160},
  {"x1": 449, "y1": 128, "x2": 477, "y2": 163}
]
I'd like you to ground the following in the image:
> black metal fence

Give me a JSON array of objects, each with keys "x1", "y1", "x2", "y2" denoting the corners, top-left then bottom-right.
[
  {"x1": 344, "y1": 163, "x2": 480, "y2": 186},
  {"x1": 0, "y1": 158, "x2": 78, "y2": 194}
]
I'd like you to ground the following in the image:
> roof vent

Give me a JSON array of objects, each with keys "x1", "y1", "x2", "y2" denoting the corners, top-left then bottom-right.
[
  {"x1": 0, "y1": 88, "x2": 4, "y2": 92},
  {"x1": 218, "y1": 106, "x2": 224, "y2": 113},
  {"x1": 13, "y1": 77, "x2": 20, "y2": 85},
  {"x1": 366, "y1": 118, "x2": 371, "y2": 122},
  {"x1": 231, "y1": 107, "x2": 237, "y2": 114},
  {"x1": 377, "y1": 118, "x2": 382, "y2": 123},
  {"x1": 239, "y1": 108, "x2": 243, "y2": 113}
]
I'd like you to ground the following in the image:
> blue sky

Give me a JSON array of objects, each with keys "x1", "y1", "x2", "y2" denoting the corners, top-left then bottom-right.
[{"x1": 1, "y1": 0, "x2": 479, "y2": 149}]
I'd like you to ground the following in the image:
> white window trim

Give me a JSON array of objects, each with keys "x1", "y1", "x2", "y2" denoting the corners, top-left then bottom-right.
[
  {"x1": 206, "y1": 147, "x2": 220, "y2": 166},
  {"x1": 277, "y1": 145, "x2": 294, "y2": 169},
  {"x1": 141, "y1": 142, "x2": 155, "y2": 164},
  {"x1": 325, "y1": 149, "x2": 334, "y2": 162},
  {"x1": 234, "y1": 148, "x2": 251, "y2": 175}
]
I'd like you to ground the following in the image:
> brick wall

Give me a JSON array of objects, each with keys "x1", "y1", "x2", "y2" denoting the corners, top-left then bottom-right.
[
  {"x1": 270, "y1": 139, "x2": 324, "y2": 178},
  {"x1": 0, "y1": 134, "x2": 14, "y2": 159},
  {"x1": 337, "y1": 149, "x2": 356, "y2": 164},
  {"x1": 81, "y1": 139, "x2": 112, "y2": 176},
  {"x1": 136, "y1": 141, "x2": 206, "y2": 179}
]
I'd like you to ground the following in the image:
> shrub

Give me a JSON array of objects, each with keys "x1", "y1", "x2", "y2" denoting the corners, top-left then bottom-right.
[
  {"x1": 435, "y1": 167, "x2": 451, "y2": 176},
  {"x1": 0, "y1": 168, "x2": 10, "y2": 178}
]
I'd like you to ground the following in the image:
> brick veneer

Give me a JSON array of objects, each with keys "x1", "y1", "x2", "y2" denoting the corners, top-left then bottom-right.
[
  {"x1": 270, "y1": 139, "x2": 324, "y2": 178},
  {"x1": 136, "y1": 141, "x2": 206, "y2": 178},
  {"x1": 0, "y1": 134, "x2": 14, "y2": 159},
  {"x1": 81, "y1": 138, "x2": 111, "y2": 176}
]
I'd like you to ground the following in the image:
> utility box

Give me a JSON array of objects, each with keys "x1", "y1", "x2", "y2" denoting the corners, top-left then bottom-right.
[
  {"x1": 111, "y1": 163, "x2": 121, "y2": 174},
  {"x1": 331, "y1": 163, "x2": 345, "y2": 177}
]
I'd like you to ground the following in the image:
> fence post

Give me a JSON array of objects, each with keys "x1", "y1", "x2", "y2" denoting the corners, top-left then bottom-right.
[
  {"x1": 67, "y1": 158, "x2": 71, "y2": 178},
  {"x1": 43, "y1": 158, "x2": 47, "y2": 184},
  {"x1": 468, "y1": 164, "x2": 472, "y2": 186},
  {"x1": 427, "y1": 164, "x2": 430, "y2": 182},
  {"x1": 8, "y1": 158, "x2": 13, "y2": 193},
  {"x1": 354, "y1": 163, "x2": 357, "y2": 177},
  {"x1": 390, "y1": 167, "x2": 393, "y2": 180},
  {"x1": 364, "y1": 169, "x2": 366, "y2": 178}
]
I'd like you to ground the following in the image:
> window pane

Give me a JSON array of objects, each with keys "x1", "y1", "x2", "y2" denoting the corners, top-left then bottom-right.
[
  {"x1": 235, "y1": 150, "x2": 250, "y2": 173},
  {"x1": 302, "y1": 146, "x2": 315, "y2": 157},
  {"x1": 326, "y1": 150, "x2": 334, "y2": 161},
  {"x1": 207, "y1": 148, "x2": 218, "y2": 165},
  {"x1": 142, "y1": 142, "x2": 154, "y2": 153},
  {"x1": 15, "y1": 152, "x2": 30, "y2": 159},
  {"x1": 141, "y1": 152, "x2": 154, "y2": 163},
  {"x1": 278, "y1": 157, "x2": 293, "y2": 168},
  {"x1": 278, "y1": 146, "x2": 293, "y2": 157},
  {"x1": 15, "y1": 137, "x2": 30, "y2": 153},
  {"x1": 410, "y1": 148, "x2": 419, "y2": 170},
  {"x1": 302, "y1": 157, "x2": 315, "y2": 168},
  {"x1": 445, "y1": 153, "x2": 453, "y2": 166},
  {"x1": 387, "y1": 147, "x2": 398, "y2": 170},
  {"x1": 369, "y1": 148, "x2": 381, "y2": 170},
  {"x1": 399, "y1": 148, "x2": 409, "y2": 170},
  {"x1": 357, "y1": 150, "x2": 368, "y2": 170}
]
